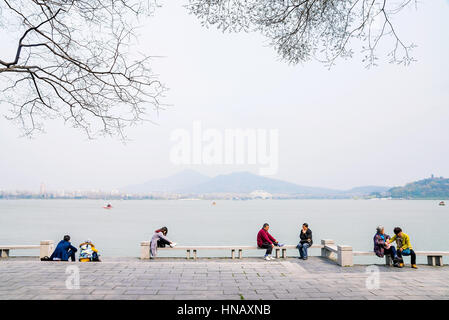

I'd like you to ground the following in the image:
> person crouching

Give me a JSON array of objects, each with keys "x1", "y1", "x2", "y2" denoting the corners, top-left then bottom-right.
[
  {"x1": 49, "y1": 235, "x2": 77, "y2": 262},
  {"x1": 150, "y1": 227, "x2": 176, "y2": 258}
]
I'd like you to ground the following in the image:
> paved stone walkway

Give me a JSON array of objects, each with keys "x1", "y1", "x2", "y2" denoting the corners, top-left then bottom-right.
[{"x1": 1, "y1": 257, "x2": 449, "y2": 300}]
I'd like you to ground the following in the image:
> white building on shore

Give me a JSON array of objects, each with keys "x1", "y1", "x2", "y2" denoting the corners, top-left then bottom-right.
[{"x1": 249, "y1": 190, "x2": 272, "y2": 199}]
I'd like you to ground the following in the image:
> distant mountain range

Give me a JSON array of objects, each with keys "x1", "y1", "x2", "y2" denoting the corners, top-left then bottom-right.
[
  {"x1": 122, "y1": 170, "x2": 389, "y2": 197},
  {"x1": 177, "y1": 171, "x2": 338, "y2": 194},
  {"x1": 123, "y1": 170, "x2": 210, "y2": 194}
]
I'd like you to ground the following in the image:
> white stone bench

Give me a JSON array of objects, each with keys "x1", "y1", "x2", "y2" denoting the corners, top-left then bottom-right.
[
  {"x1": 319, "y1": 239, "x2": 354, "y2": 266},
  {"x1": 418, "y1": 251, "x2": 449, "y2": 266},
  {"x1": 353, "y1": 250, "x2": 449, "y2": 266},
  {"x1": 0, "y1": 241, "x2": 54, "y2": 259},
  {"x1": 140, "y1": 240, "x2": 341, "y2": 261}
]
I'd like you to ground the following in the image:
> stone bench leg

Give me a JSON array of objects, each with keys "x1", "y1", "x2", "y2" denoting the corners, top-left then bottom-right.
[
  {"x1": 385, "y1": 255, "x2": 392, "y2": 266},
  {"x1": 40, "y1": 240, "x2": 54, "y2": 259},
  {"x1": 140, "y1": 241, "x2": 150, "y2": 259},
  {"x1": 281, "y1": 248, "x2": 286, "y2": 258},
  {"x1": 321, "y1": 239, "x2": 335, "y2": 259},
  {"x1": 0, "y1": 249, "x2": 9, "y2": 258},
  {"x1": 427, "y1": 256, "x2": 443, "y2": 266},
  {"x1": 186, "y1": 249, "x2": 191, "y2": 259},
  {"x1": 231, "y1": 249, "x2": 235, "y2": 259},
  {"x1": 337, "y1": 245, "x2": 353, "y2": 267},
  {"x1": 275, "y1": 248, "x2": 280, "y2": 259},
  {"x1": 193, "y1": 250, "x2": 197, "y2": 260},
  {"x1": 238, "y1": 249, "x2": 243, "y2": 259}
]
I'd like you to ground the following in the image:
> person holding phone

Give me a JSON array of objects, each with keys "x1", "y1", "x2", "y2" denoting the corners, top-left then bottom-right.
[{"x1": 297, "y1": 223, "x2": 313, "y2": 260}]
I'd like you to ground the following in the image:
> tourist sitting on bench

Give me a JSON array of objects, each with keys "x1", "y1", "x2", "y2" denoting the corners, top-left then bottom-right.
[
  {"x1": 257, "y1": 223, "x2": 283, "y2": 261},
  {"x1": 297, "y1": 223, "x2": 313, "y2": 260},
  {"x1": 50, "y1": 235, "x2": 77, "y2": 261},
  {"x1": 373, "y1": 225, "x2": 400, "y2": 267},
  {"x1": 387, "y1": 227, "x2": 417, "y2": 269},
  {"x1": 79, "y1": 239, "x2": 101, "y2": 262},
  {"x1": 150, "y1": 227, "x2": 176, "y2": 258}
]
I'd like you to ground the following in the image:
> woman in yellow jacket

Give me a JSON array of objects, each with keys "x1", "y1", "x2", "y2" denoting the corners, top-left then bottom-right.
[
  {"x1": 387, "y1": 227, "x2": 417, "y2": 269},
  {"x1": 79, "y1": 240, "x2": 101, "y2": 262}
]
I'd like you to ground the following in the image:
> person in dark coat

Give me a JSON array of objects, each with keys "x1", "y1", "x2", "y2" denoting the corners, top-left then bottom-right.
[
  {"x1": 297, "y1": 223, "x2": 313, "y2": 260},
  {"x1": 373, "y1": 226, "x2": 400, "y2": 267},
  {"x1": 50, "y1": 235, "x2": 77, "y2": 261}
]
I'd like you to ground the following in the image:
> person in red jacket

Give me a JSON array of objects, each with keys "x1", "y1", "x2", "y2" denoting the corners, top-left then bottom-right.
[{"x1": 257, "y1": 223, "x2": 283, "y2": 260}]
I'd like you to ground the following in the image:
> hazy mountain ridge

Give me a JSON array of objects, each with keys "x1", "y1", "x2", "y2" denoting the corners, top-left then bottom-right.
[
  {"x1": 177, "y1": 171, "x2": 338, "y2": 194},
  {"x1": 122, "y1": 170, "x2": 210, "y2": 193},
  {"x1": 345, "y1": 185, "x2": 390, "y2": 195},
  {"x1": 121, "y1": 170, "x2": 389, "y2": 197}
]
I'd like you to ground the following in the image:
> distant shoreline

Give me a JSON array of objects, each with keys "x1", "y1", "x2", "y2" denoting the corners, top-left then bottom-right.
[{"x1": 0, "y1": 198, "x2": 447, "y2": 201}]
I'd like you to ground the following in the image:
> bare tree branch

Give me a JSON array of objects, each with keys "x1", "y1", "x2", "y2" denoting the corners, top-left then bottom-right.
[
  {"x1": 187, "y1": 0, "x2": 417, "y2": 67},
  {"x1": 0, "y1": 0, "x2": 165, "y2": 139}
]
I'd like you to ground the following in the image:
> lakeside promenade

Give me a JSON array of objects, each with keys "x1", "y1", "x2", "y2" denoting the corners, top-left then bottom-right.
[{"x1": 1, "y1": 257, "x2": 449, "y2": 300}]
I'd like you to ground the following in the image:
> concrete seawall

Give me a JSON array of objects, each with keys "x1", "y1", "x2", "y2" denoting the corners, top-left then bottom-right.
[{"x1": 1, "y1": 257, "x2": 449, "y2": 300}]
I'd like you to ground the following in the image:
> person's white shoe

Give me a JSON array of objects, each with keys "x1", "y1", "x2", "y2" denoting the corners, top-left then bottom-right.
[
  {"x1": 270, "y1": 256, "x2": 276, "y2": 260},
  {"x1": 264, "y1": 256, "x2": 271, "y2": 261},
  {"x1": 170, "y1": 242, "x2": 177, "y2": 248}
]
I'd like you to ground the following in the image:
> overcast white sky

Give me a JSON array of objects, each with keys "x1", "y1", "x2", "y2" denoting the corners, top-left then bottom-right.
[{"x1": 1, "y1": 1, "x2": 449, "y2": 191}]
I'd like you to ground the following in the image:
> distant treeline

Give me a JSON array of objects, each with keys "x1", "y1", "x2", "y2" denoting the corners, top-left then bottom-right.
[{"x1": 372, "y1": 177, "x2": 449, "y2": 199}]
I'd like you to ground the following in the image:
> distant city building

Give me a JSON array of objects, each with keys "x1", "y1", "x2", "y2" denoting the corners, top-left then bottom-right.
[{"x1": 39, "y1": 182, "x2": 47, "y2": 197}]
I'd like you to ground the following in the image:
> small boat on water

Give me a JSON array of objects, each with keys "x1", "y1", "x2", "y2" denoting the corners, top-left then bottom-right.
[
  {"x1": 439, "y1": 201, "x2": 445, "y2": 206},
  {"x1": 103, "y1": 203, "x2": 113, "y2": 209}
]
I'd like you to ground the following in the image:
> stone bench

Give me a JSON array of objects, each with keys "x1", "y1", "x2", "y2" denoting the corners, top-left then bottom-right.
[
  {"x1": 419, "y1": 252, "x2": 449, "y2": 266},
  {"x1": 140, "y1": 239, "x2": 344, "y2": 261},
  {"x1": 139, "y1": 243, "x2": 304, "y2": 259},
  {"x1": 319, "y1": 239, "x2": 354, "y2": 267},
  {"x1": 0, "y1": 241, "x2": 54, "y2": 259},
  {"x1": 352, "y1": 250, "x2": 449, "y2": 266}
]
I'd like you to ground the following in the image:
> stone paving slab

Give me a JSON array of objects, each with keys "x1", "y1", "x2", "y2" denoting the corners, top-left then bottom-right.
[{"x1": 1, "y1": 257, "x2": 449, "y2": 300}]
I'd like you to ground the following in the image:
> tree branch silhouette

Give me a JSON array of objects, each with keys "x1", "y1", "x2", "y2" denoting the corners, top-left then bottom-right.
[
  {"x1": 187, "y1": 0, "x2": 417, "y2": 67},
  {"x1": 0, "y1": 0, "x2": 165, "y2": 139}
]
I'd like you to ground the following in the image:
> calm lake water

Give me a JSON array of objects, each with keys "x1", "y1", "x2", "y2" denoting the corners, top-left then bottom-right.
[{"x1": 1, "y1": 199, "x2": 448, "y2": 263}]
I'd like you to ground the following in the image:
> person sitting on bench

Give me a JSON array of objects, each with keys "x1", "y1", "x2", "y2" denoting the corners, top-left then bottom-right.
[
  {"x1": 50, "y1": 235, "x2": 77, "y2": 261},
  {"x1": 373, "y1": 225, "x2": 400, "y2": 267},
  {"x1": 257, "y1": 223, "x2": 283, "y2": 261},
  {"x1": 387, "y1": 227, "x2": 417, "y2": 269},
  {"x1": 297, "y1": 223, "x2": 313, "y2": 260},
  {"x1": 79, "y1": 239, "x2": 101, "y2": 262},
  {"x1": 150, "y1": 227, "x2": 176, "y2": 258}
]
